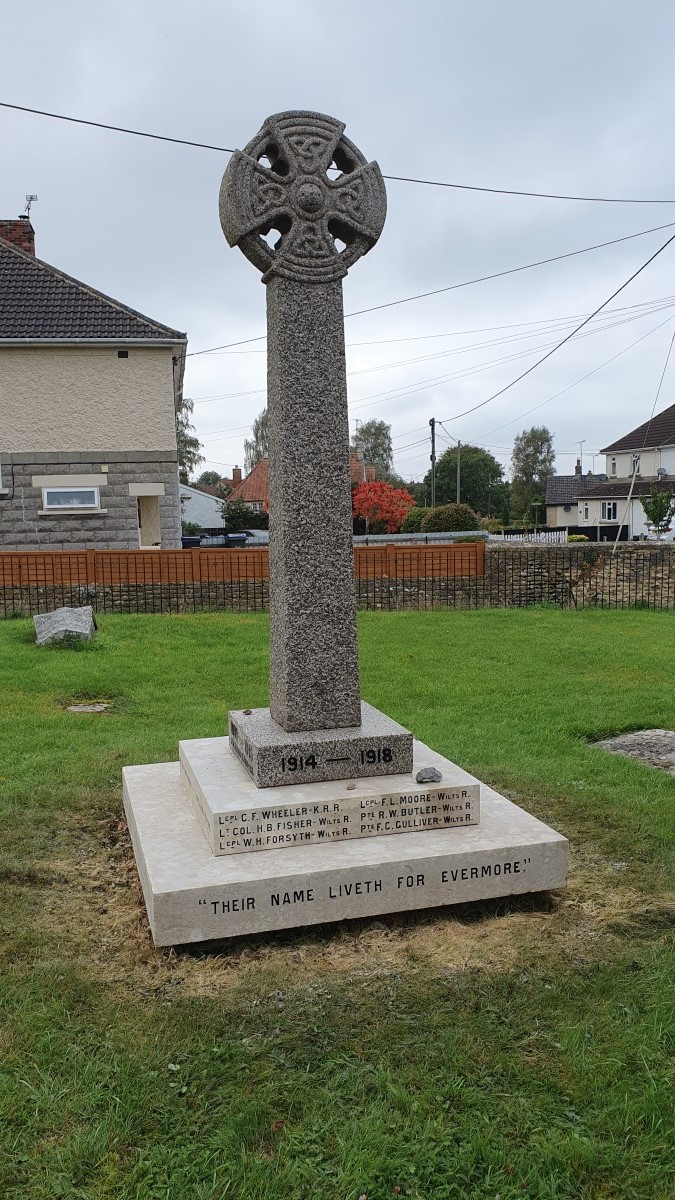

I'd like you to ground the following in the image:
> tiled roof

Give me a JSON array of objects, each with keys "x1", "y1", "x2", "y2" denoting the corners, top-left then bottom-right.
[
  {"x1": 228, "y1": 457, "x2": 269, "y2": 505},
  {"x1": 0, "y1": 237, "x2": 185, "y2": 341},
  {"x1": 545, "y1": 474, "x2": 606, "y2": 505},
  {"x1": 581, "y1": 479, "x2": 674, "y2": 499},
  {"x1": 601, "y1": 401, "x2": 675, "y2": 452}
]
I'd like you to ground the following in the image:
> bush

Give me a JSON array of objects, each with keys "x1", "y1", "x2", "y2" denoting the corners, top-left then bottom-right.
[
  {"x1": 181, "y1": 520, "x2": 203, "y2": 536},
  {"x1": 481, "y1": 517, "x2": 503, "y2": 533},
  {"x1": 421, "y1": 503, "x2": 480, "y2": 533},
  {"x1": 568, "y1": 534, "x2": 589, "y2": 542},
  {"x1": 400, "y1": 506, "x2": 429, "y2": 533}
]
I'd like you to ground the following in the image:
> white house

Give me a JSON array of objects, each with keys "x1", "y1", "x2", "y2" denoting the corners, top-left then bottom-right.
[
  {"x1": 578, "y1": 402, "x2": 675, "y2": 540},
  {"x1": 546, "y1": 403, "x2": 675, "y2": 541}
]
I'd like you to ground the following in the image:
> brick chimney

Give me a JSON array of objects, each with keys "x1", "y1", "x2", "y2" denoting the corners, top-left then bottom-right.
[
  {"x1": 574, "y1": 458, "x2": 582, "y2": 476},
  {"x1": 232, "y1": 465, "x2": 242, "y2": 486},
  {"x1": 0, "y1": 216, "x2": 35, "y2": 255},
  {"x1": 365, "y1": 465, "x2": 376, "y2": 482}
]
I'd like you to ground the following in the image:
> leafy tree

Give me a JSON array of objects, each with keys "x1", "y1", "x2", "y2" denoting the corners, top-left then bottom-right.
[
  {"x1": 400, "y1": 506, "x2": 429, "y2": 533},
  {"x1": 196, "y1": 470, "x2": 222, "y2": 486},
  {"x1": 423, "y1": 444, "x2": 504, "y2": 513},
  {"x1": 244, "y1": 409, "x2": 269, "y2": 474},
  {"x1": 640, "y1": 488, "x2": 675, "y2": 539},
  {"x1": 352, "y1": 480, "x2": 415, "y2": 533},
  {"x1": 175, "y1": 396, "x2": 203, "y2": 484},
  {"x1": 181, "y1": 520, "x2": 203, "y2": 536},
  {"x1": 421, "y1": 503, "x2": 480, "y2": 533},
  {"x1": 351, "y1": 419, "x2": 393, "y2": 480},
  {"x1": 403, "y1": 479, "x2": 428, "y2": 507},
  {"x1": 220, "y1": 498, "x2": 269, "y2": 532},
  {"x1": 510, "y1": 426, "x2": 555, "y2": 518}
]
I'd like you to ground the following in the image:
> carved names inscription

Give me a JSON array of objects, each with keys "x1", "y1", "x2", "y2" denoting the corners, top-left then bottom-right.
[{"x1": 202, "y1": 784, "x2": 479, "y2": 855}]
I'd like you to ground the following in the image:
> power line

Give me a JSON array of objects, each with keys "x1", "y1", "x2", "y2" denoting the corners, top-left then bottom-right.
[
  {"x1": 347, "y1": 301, "x2": 675, "y2": 414},
  {"x1": 3, "y1": 100, "x2": 674, "y2": 205},
  {"x1": 437, "y1": 228, "x2": 675, "y2": 426},
  {"x1": 187, "y1": 221, "x2": 675, "y2": 356},
  {"x1": 482, "y1": 314, "x2": 675, "y2": 437},
  {"x1": 204, "y1": 296, "x2": 675, "y2": 353}
]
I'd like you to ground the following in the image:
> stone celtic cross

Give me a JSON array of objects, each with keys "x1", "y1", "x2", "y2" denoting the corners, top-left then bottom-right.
[{"x1": 220, "y1": 112, "x2": 386, "y2": 734}]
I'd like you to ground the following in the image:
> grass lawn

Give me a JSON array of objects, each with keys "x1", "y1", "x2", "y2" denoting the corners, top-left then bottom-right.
[{"x1": 0, "y1": 607, "x2": 673, "y2": 1200}]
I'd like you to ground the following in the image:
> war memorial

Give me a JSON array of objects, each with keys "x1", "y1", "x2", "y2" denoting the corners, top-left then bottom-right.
[{"x1": 123, "y1": 111, "x2": 568, "y2": 946}]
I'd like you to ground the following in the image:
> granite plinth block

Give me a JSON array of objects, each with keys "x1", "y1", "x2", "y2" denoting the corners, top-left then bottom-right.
[
  {"x1": 34, "y1": 605, "x2": 95, "y2": 645},
  {"x1": 123, "y1": 760, "x2": 568, "y2": 947},
  {"x1": 179, "y1": 735, "x2": 480, "y2": 855},
  {"x1": 228, "y1": 701, "x2": 413, "y2": 787}
]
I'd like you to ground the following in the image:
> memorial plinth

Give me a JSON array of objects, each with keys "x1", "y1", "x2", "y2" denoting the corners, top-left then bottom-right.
[{"x1": 123, "y1": 758, "x2": 567, "y2": 947}]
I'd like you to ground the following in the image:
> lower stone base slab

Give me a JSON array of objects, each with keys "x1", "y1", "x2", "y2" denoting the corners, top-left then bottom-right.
[{"x1": 123, "y1": 762, "x2": 568, "y2": 947}]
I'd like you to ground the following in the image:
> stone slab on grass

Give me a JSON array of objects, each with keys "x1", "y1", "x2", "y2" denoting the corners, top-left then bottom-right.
[
  {"x1": 123, "y1": 757, "x2": 568, "y2": 947},
  {"x1": 179, "y1": 735, "x2": 480, "y2": 855},
  {"x1": 596, "y1": 729, "x2": 675, "y2": 776},
  {"x1": 34, "y1": 606, "x2": 95, "y2": 646}
]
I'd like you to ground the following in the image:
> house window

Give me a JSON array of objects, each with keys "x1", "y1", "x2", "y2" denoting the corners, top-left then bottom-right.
[
  {"x1": 42, "y1": 486, "x2": 100, "y2": 510},
  {"x1": 631, "y1": 454, "x2": 641, "y2": 476},
  {"x1": 601, "y1": 501, "x2": 617, "y2": 521},
  {"x1": 583, "y1": 503, "x2": 589, "y2": 521},
  {"x1": 610, "y1": 457, "x2": 617, "y2": 476}
]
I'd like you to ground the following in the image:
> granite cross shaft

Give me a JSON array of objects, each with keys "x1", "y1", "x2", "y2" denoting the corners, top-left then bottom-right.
[{"x1": 220, "y1": 111, "x2": 387, "y2": 734}]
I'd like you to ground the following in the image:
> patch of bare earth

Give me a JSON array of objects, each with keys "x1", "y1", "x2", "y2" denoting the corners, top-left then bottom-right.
[{"x1": 27, "y1": 814, "x2": 675, "y2": 1000}]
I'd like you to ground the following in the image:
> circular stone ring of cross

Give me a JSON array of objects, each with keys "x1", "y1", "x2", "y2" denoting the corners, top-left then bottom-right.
[{"x1": 220, "y1": 110, "x2": 387, "y2": 283}]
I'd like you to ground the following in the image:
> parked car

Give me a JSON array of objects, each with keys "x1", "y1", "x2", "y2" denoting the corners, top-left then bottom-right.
[{"x1": 199, "y1": 532, "x2": 249, "y2": 548}]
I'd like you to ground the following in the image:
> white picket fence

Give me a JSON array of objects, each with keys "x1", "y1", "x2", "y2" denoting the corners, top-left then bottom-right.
[{"x1": 493, "y1": 529, "x2": 568, "y2": 545}]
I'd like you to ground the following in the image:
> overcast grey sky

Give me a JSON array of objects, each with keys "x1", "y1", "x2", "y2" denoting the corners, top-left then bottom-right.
[{"x1": 3, "y1": 0, "x2": 675, "y2": 484}]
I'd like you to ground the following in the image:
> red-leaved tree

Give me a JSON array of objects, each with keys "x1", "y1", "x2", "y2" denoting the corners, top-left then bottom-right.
[{"x1": 352, "y1": 481, "x2": 416, "y2": 533}]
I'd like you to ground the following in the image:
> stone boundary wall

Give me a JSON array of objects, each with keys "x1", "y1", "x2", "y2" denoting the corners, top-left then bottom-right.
[{"x1": 1, "y1": 544, "x2": 673, "y2": 616}]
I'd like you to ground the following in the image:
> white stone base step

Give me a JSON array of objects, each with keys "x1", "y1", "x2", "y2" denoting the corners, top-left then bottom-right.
[
  {"x1": 123, "y1": 744, "x2": 568, "y2": 947},
  {"x1": 179, "y1": 736, "x2": 480, "y2": 856}
]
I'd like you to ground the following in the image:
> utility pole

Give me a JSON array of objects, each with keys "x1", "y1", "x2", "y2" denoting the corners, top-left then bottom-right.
[
  {"x1": 577, "y1": 439, "x2": 586, "y2": 473},
  {"x1": 429, "y1": 417, "x2": 436, "y2": 508},
  {"x1": 456, "y1": 440, "x2": 461, "y2": 504}
]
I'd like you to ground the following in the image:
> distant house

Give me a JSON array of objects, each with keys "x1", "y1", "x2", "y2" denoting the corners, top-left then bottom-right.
[
  {"x1": 0, "y1": 216, "x2": 186, "y2": 551},
  {"x1": 228, "y1": 458, "x2": 269, "y2": 512},
  {"x1": 179, "y1": 484, "x2": 226, "y2": 532},
  {"x1": 581, "y1": 403, "x2": 675, "y2": 540},
  {"x1": 226, "y1": 449, "x2": 375, "y2": 513},
  {"x1": 545, "y1": 404, "x2": 675, "y2": 540},
  {"x1": 545, "y1": 462, "x2": 606, "y2": 527}
]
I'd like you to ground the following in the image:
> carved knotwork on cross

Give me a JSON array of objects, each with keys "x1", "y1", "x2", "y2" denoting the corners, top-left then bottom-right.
[{"x1": 220, "y1": 110, "x2": 387, "y2": 283}]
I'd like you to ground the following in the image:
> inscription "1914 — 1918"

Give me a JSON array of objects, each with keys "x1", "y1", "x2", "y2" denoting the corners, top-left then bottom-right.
[{"x1": 280, "y1": 747, "x2": 393, "y2": 773}]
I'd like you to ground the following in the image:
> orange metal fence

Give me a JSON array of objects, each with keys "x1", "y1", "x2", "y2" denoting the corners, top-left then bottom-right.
[{"x1": 0, "y1": 542, "x2": 484, "y2": 589}]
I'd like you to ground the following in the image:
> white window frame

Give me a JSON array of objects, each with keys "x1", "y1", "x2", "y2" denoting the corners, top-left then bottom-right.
[
  {"x1": 583, "y1": 502, "x2": 589, "y2": 521},
  {"x1": 601, "y1": 501, "x2": 617, "y2": 521},
  {"x1": 610, "y1": 457, "x2": 617, "y2": 476},
  {"x1": 42, "y1": 486, "x2": 101, "y2": 511},
  {"x1": 631, "y1": 453, "x2": 641, "y2": 476}
]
